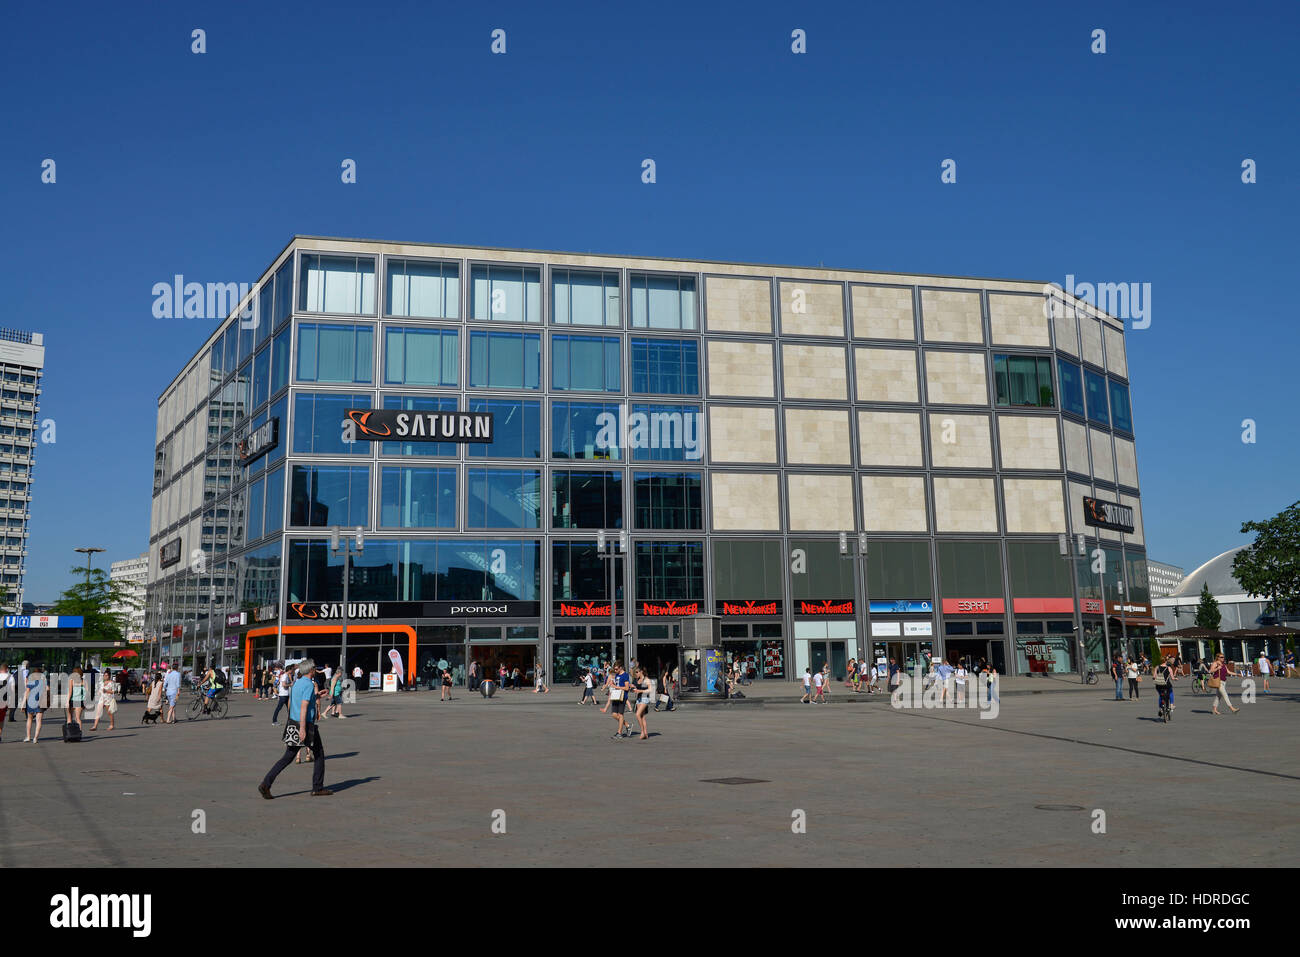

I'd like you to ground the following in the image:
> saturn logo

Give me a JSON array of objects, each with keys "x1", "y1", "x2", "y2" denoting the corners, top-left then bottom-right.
[
  {"x1": 290, "y1": 603, "x2": 317, "y2": 619},
  {"x1": 347, "y1": 410, "x2": 391, "y2": 437}
]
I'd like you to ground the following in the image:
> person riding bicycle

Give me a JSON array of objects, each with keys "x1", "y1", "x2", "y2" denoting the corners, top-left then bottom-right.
[
  {"x1": 1191, "y1": 657, "x2": 1210, "y2": 691},
  {"x1": 1152, "y1": 656, "x2": 1175, "y2": 718},
  {"x1": 200, "y1": 667, "x2": 225, "y2": 712}
]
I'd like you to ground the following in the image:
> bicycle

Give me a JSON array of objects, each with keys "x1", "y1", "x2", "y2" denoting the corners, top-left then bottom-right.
[
  {"x1": 186, "y1": 688, "x2": 228, "y2": 720},
  {"x1": 1190, "y1": 673, "x2": 1209, "y2": 695},
  {"x1": 1084, "y1": 668, "x2": 1099, "y2": 685}
]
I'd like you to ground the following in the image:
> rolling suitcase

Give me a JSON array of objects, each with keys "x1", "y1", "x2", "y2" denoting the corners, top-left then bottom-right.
[{"x1": 63, "y1": 721, "x2": 82, "y2": 743}]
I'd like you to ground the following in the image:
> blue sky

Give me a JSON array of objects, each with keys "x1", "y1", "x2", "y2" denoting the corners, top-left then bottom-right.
[{"x1": 3, "y1": 0, "x2": 1296, "y2": 601}]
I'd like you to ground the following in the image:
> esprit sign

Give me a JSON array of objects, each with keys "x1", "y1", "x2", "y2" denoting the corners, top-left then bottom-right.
[
  {"x1": 941, "y1": 598, "x2": 1006, "y2": 615},
  {"x1": 237, "y1": 417, "x2": 279, "y2": 466},
  {"x1": 345, "y1": 409, "x2": 493, "y2": 443},
  {"x1": 1083, "y1": 496, "x2": 1135, "y2": 534}
]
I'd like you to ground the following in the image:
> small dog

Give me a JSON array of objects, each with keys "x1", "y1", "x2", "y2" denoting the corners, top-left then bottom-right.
[{"x1": 141, "y1": 709, "x2": 162, "y2": 725}]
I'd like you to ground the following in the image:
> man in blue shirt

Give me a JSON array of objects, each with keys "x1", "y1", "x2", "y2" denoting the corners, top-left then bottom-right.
[
  {"x1": 934, "y1": 660, "x2": 955, "y2": 705},
  {"x1": 609, "y1": 663, "x2": 632, "y2": 738},
  {"x1": 258, "y1": 659, "x2": 332, "y2": 799},
  {"x1": 162, "y1": 666, "x2": 181, "y2": 724}
]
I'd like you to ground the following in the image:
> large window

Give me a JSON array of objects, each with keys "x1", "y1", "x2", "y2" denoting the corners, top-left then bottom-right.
[
  {"x1": 265, "y1": 466, "x2": 285, "y2": 535},
  {"x1": 552, "y1": 470, "x2": 622, "y2": 529},
  {"x1": 1007, "y1": 541, "x2": 1074, "y2": 597},
  {"x1": 936, "y1": 541, "x2": 1003, "y2": 597},
  {"x1": 252, "y1": 345, "x2": 270, "y2": 409},
  {"x1": 1084, "y1": 369, "x2": 1109, "y2": 426},
  {"x1": 630, "y1": 273, "x2": 696, "y2": 330},
  {"x1": 631, "y1": 338, "x2": 699, "y2": 395},
  {"x1": 1057, "y1": 358, "x2": 1085, "y2": 417},
  {"x1": 713, "y1": 539, "x2": 784, "y2": 599},
  {"x1": 296, "y1": 322, "x2": 374, "y2": 384},
  {"x1": 270, "y1": 326, "x2": 291, "y2": 396},
  {"x1": 789, "y1": 539, "x2": 856, "y2": 600},
  {"x1": 384, "y1": 326, "x2": 458, "y2": 387},
  {"x1": 466, "y1": 398, "x2": 541, "y2": 459},
  {"x1": 866, "y1": 540, "x2": 933, "y2": 599},
  {"x1": 246, "y1": 475, "x2": 265, "y2": 542},
  {"x1": 272, "y1": 258, "x2": 294, "y2": 330},
  {"x1": 633, "y1": 472, "x2": 701, "y2": 529},
  {"x1": 551, "y1": 269, "x2": 620, "y2": 326},
  {"x1": 386, "y1": 258, "x2": 459, "y2": 319},
  {"x1": 380, "y1": 395, "x2": 459, "y2": 457},
  {"x1": 291, "y1": 392, "x2": 373, "y2": 455},
  {"x1": 290, "y1": 464, "x2": 370, "y2": 527},
  {"x1": 635, "y1": 541, "x2": 705, "y2": 601},
  {"x1": 379, "y1": 466, "x2": 456, "y2": 528},
  {"x1": 552, "y1": 334, "x2": 621, "y2": 392},
  {"x1": 299, "y1": 254, "x2": 376, "y2": 315},
  {"x1": 467, "y1": 468, "x2": 542, "y2": 529},
  {"x1": 630, "y1": 403, "x2": 702, "y2": 462},
  {"x1": 468, "y1": 330, "x2": 541, "y2": 390},
  {"x1": 553, "y1": 541, "x2": 623, "y2": 600},
  {"x1": 993, "y1": 354, "x2": 1054, "y2": 408},
  {"x1": 1108, "y1": 380, "x2": 1133, "y2": 433},
  {"x1": 470, "y1": 264, "x2": 542, "y2": 323},
  {"x1": 552, "y1": 400, "x2": 621, "y2": 460}
]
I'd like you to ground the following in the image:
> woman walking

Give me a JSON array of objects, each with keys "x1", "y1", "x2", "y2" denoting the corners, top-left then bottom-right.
[
  {"x1": 326, "y1": 669, "x2": 346, "y2": 719},
  {"x1": 441, "y1": 666, "x2": 454, "y2": 701},
  {"x1": 67, "y1": 666, "x2": 87, "y2": 729},
  {"x1": 0, "y1": 662, "x2": 11, "y2": 739},
  {"x1": 23, "y1": 664, "x2": 48, "y2": 742},
  {"x1": 1126, "y1": 658, "x2": 1140, "y2": 699},
  {"x1": 272, "y1": 668, "x2": 292, "y2": 724},
  {"x1": 632, "y1": 666, "x2": 652, "y2": 740},
  {"x1": 90, "y1": 670, "x2": 117, "y2": 732},
  {"x1": 145, "y1": 673, "x2": 165, "y2": 722},
  {"x1": 1209, "y1": 653, "x2": 1240, "y2": 715}
]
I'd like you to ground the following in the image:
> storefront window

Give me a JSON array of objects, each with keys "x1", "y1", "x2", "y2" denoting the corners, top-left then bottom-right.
[
  {"x1": 467, "y1": 398, "x2": 541, "y2": 459},
  {"x1": 552, "y1": 470, "x2": 622, "y2": 528},
  {"x1": 1015, "y1": 634, "x2": 1075, "y2": 674}
]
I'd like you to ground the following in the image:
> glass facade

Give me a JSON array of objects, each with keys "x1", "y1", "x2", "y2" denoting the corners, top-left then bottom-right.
[{"x1": 149, "y1": 243, "x2": 1146, "y2": 682}]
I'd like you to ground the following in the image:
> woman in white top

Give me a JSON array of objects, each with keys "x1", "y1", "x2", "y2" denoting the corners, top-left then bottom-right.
[
  {"x1": 1125, "y1": 659, "x2": 1140, "y2": 699},
  {"x1": 954, "y1": 664, "x2": 968, "y2": 703},
  {"x1": 1257, "y1": 654, "x2": 1271, "y2": 693},
  {"x1": 90, "y1": 671, "x2": 118, "y2": 731}
]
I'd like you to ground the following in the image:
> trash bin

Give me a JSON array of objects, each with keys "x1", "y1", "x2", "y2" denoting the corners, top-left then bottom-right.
[{"x1": 480, "y1": 679, "x2": 496, "y2": 699}]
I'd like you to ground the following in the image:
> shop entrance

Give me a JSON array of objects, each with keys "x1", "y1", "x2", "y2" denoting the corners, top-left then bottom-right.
[
  {"x1": 945, "y1": 639, "x2": 989, "y2": 670},
  {"x1": 635, "y1": 643, "x2": 678, "y2": 682},
  {"x1": 468, "y1": 644, "x2": 538, "y2": 689},
  {"x1": 874, "y1": 640, "x2": 933, "y2": 675},
  {"x1": 809, "y1": 640, "x2": 848, "y2": 681}
]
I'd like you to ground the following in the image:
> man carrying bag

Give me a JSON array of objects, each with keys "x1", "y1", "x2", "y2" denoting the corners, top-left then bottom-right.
[{"x1": 258, "y1": 659, "x2": 332, "y2": 799}]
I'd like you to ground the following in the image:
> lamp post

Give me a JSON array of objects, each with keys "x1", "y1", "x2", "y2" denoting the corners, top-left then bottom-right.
[
  {"x1": 839, "y1": 530, "x2": 868, "y2": 674},
  {"x1": 330, "y1": 526, "x2": 364, "y2": 681},
  {"x1": 1060, "y1": 532, "x2": 1090, "y2": 681},
  {"x1": 596, "y1": 530, "x2": 625, "y2": 670}
]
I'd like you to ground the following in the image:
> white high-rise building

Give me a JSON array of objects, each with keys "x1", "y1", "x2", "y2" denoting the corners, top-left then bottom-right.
[
  {"x1": 0, "y1": 329, "x2": 44, "y2": 612},
  {"x1": 110, "y1": 552, "x2": 149, "y2": 639}
]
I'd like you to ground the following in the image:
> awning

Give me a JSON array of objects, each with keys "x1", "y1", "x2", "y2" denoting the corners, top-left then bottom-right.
[{"x1": 1108, "y1": 616, "x2": 1163, "y2": 627}]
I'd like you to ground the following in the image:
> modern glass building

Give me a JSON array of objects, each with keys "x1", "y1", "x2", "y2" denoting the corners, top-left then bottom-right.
[
  {"x1": 145, "y1": 237, "x2": 1153, "y2": 685},
  {"x1": 0, "y1": 328, "x2": 44, "y2": 612}
]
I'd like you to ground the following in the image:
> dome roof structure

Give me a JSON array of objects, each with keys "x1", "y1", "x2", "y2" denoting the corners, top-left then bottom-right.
[{"x1": 1166, "y1": 547, "x2": 1250, "y2": 599}]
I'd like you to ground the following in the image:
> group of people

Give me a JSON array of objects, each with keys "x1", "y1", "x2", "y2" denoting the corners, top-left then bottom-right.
[
  {"x1": 1109, "y1": 650, "x2": 1261, "y2": 717},
  {"x1": 466, "y1": 660, "x2": 550, "y2": 694},
  {"x1": 259, "y1": 661, "x2": 348, "y2": 725},
  {"x1": 800, "y1": 657, "x2": 999, "y2": 704}
]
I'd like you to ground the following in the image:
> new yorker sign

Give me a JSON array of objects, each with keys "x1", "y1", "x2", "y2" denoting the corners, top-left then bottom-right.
[
  {"x1": 345, "y1": 409, "x2": 493, "y2": 443},
  {"x1": 1083, "y1": 495, "x2": 1135, "y2": 534}
]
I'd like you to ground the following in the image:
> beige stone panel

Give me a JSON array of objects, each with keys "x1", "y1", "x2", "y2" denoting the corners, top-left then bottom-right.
[
  {"x1": 779, "y1": 280, "x2": 845, "y2": 337},
  {"x1": 855, "y1": 347, "x2": 919, "y2": 403},
  {"x1": 997, "y1": 414, "x2": 1061, "y2": 470},
  {"x1": 861, "y1": 475, "x2": 928, "y2": 532},
  {"x1": 852, "y1": 284, "x2": 915, "y2": 340},
  {"x1": 1063, "y1": 419, "x2": 1090, "y2": 475},
  {"x1": 1089, "y1": 428, "x2": 1115, "y2": 484},
  {"x1": 787, "y1": 474, "x2": 854, "y2": 531},
  {"x1": 932, "y1": 476, "x2": 998, "y2": 533},
  {"x1": 785, "y1": 408, "x2": 852, "y2": 465},
  {"x1": 1104, "y1": 325, "x2": 1128, "y2": 379},
  {"x1": 1003, "y1": 478, "x2": 1066, "y2": 534},
  {"x1": 858, "y1": 410, "x2": 923, "y2": 467},
  {"x1": 1052, "y1": 301, "x2": 1079, "y2": 356},
  {"x1": 708, "y1": 406, "x2": 777, "y2": 463},
  {"x1": 1119, "y1": 494, "x2": 1144, "y2": 546},
  {"x1": 929, "y1": 413, "x2": 992, "y2": 469},
  {"x1": 921, "y1": 289, "x2": 984, "y2": 344},
  {"x1": 704, "y1": 276, "x2": 773, "y2": 334},
  {"x1": 711, "y1": 473, "x2": 781, "y2": 531},
  {"x1": 707, "y1": 340, "x2": 775, "y2": 397},
  {"x1": 782, "y1": 343, "x2": 847, "y2": 400},
  {"x1": 1114, "y1": 436, "x2": 1138, "y2": 488},
  {"x1": 1080, "y1": 317, "x2": 1104, "y2": 367},
  {"x1": 1068, "y1": 480, "x2": 1091, "y2": 535},
  {"x1": 923, "y1": 351, "x2": 989, "y2": 406},
  {"x1": 989, "y1": 293, "x2": 1051, "y2": 348}
]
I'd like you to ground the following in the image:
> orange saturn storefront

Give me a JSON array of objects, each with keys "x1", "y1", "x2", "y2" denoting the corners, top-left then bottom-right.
[{"x1": 243, "y1": 624, "x2": 417, "y2": 686}]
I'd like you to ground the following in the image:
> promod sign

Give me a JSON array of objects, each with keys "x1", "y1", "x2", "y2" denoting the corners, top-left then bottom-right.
[
  {"x1": 1083, "y1": 496, "x2": 1135, "y2": 534},
  {"x1": 346, "y1": 409, "x2": 493, "y2": 443}
]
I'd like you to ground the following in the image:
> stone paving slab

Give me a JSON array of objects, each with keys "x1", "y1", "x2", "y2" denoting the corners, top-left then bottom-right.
[{"x1": 1, "y1": 681, "x2": 1294, "y2": 868}]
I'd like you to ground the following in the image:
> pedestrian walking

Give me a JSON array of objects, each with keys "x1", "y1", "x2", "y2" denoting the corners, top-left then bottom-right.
[
  {"x1": 271, "y1": 668, "x2": 292, "y2": 724},
  {"x1": 1257, "y1": 652, "x2": 1272, "y2": 693},
  {"x1": 1126, "y1": 658, "x2": 1140, "y2": 699},
  {"x1": 23, "y1": 664, "x2": 48, "y2": 742},
  {"x1": 441, "y1": 666, "x2": 454, "y2": 701},
  {"x1": 89, "y1": 671, "x2": 117, "y2": 732},
  {"x1": 1153, "y1": 656, "x2": 1175, "y2": 718},
  {"x1": 325, "y1": 670, "x2": 347, "y2": 719},
  {"x1": 259, "y1": 659, "x2": 332, "y2": 799},
  {"x1": 533, "y1": 660, "x2": 549, "y2": 694},
  {"x1": 0, "y1": 662, "x2": 11, "y2": 739},
  {"x1": 887, "y1": 658, "x2": 902, "y2": 699},
  {"x1": 163, "y1": 665, "x2": 181, "y2": 723},
  {"x1": 631, "y1": 666, "x2": 652, "y2": 740},
  {"x1": 954, "y1": 662, "x2": 968, "y2": 705},
  {"x1": 812, "y1": 666, "x2": 826, "y2": 703},
  {"x1": 800, "y1": 668, "x2": 812, "y2": 703},
  {"x1": 67, "y1": 667, "x2": 87, "y2": 728},
  {"x1": 1109, "y1": 656, "x2": 1124, "y2": 700},
  {"x1": 608, "y1": 663, "x2": 631, "y2": 737},
  {"x1": 1208, "y1": 653, "x2": 1239, "y2": 715},
  {"x1": 145, "y1": 673, "x2": 164, "y2": 722}
]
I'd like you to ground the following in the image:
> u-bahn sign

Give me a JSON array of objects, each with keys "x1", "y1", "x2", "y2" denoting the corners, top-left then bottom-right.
[
  {"x1": 1083, "y1": 496, "x2": 1135, "y2": 534},
  {"x1": 345, "y1": 409, "x2": 493, "y2": 442}
]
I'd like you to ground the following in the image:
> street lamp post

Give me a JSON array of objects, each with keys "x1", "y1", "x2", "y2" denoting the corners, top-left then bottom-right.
[
  {"x1": 839, "y1": 530, "x2": 868, "y2": 673},
  {"x1": 596, "y1": 530, "x2": 625, "y2": 670},
  {"x1": 1060, "y1": 533, "x2": 1089, "y2": 681},
  {"x1": 330, "y1": 526, "x2": 365, "y2": 682}
]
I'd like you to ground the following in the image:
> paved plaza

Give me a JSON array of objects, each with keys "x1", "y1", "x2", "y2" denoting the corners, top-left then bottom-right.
[{"x1": 2, "y1": 677, "x2": 1296, "y2": 868}]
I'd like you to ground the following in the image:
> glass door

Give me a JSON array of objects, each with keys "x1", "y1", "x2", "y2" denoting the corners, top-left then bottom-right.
[{"x1": 829, "y1": 641, "x2": 847, "y2": 681}]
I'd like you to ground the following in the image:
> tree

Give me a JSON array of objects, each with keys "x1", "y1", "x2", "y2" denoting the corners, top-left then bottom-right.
[
  {"x1": 1148, "y1": 636, "x2": 1163, "y2": 665},
  {"x1": 49, "y1": 566, "x2": 141, "y2": 650},
  {"x1": 1194, "y1": 583, "x2": 1222, "y2": 631},
  {"x1": 1233, "y1": 501, "x2": 1300, "y2": 623}
]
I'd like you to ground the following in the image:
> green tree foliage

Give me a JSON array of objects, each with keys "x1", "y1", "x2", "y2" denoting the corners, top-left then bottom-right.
[
  {"x1": 1194, "y1": 583, "x2": 1222, "y2": 631},
  {"x1": 49, "y1": 566, "x2": 141, "y2": 647},
  {"x1": 1233, "y1": 501, "x2": 1300, "y2": 622}
]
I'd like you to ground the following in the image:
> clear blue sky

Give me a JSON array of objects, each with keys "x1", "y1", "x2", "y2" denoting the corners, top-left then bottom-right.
[{"x1": 3, "y1": 0, "x2": 1296, "y2": 601}]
